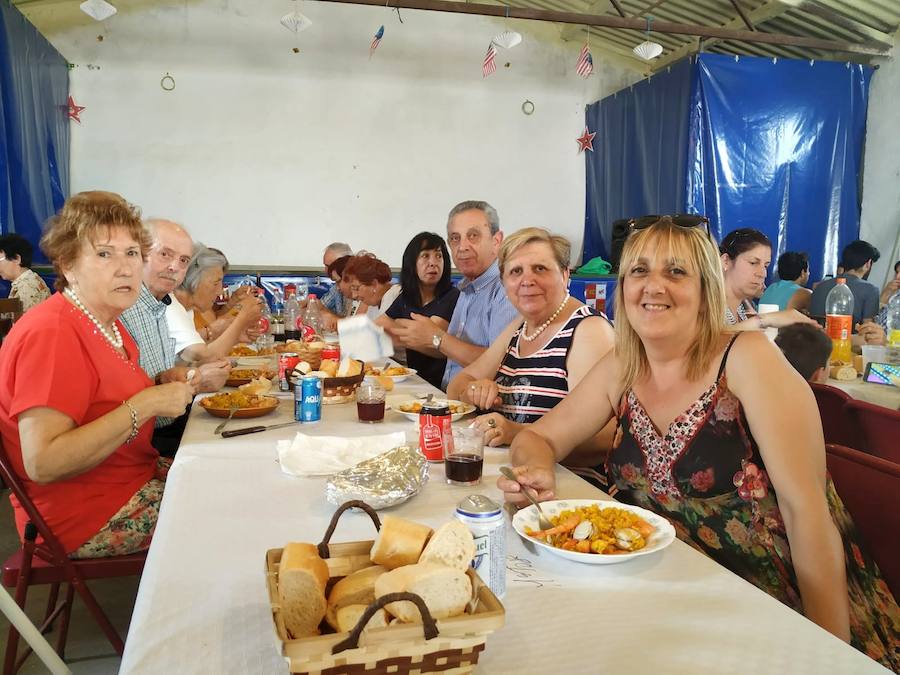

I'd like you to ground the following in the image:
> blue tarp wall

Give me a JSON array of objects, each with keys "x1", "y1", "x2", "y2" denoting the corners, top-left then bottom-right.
[
  {"x1": 0, "y1": 0, "x2": 69, "y2": 275},
  {"x1": 584, "y1": 53, "x2": 873, "y2": 284}
]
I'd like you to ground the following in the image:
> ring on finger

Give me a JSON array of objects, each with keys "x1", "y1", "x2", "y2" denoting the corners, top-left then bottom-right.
[{"x1": 487, "y1": 418, "x2": 496, "y2": 428}]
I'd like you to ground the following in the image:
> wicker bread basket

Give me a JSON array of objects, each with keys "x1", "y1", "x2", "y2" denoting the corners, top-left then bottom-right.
[{"x1": 266, "y1": 501, "x2": 505, "y2": 675}]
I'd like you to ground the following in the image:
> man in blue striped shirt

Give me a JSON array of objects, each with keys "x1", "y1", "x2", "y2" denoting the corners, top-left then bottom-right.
[{"x1": 393, "y1": 201, "x2": 519, "y2": 390}]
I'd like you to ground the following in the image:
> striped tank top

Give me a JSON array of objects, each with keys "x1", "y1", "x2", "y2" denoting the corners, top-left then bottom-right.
[{"x1": 495, "y1": 305, "x2": 606, "y2": 423}]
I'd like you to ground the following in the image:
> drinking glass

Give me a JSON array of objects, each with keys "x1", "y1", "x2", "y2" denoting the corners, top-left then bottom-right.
[
  {"x1": 356, "y1": 382, "x2": 386, "y2": 423},
  {"x1": 445, "y1": 427, "x2": 485, "y2": 486}
]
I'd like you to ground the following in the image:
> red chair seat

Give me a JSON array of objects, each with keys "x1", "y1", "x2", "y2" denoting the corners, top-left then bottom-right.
[{"x1": 2, "y1": 548, "x2": 146, "y2": 588}]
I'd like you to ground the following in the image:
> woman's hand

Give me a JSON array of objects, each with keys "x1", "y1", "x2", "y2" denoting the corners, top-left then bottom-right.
[
  {"x1": 472, "y1": 413, "x2": 518, "y2": 447},
  {"x1": 856, "y1": 321, "x2": 885, "y2": 345},
  {"x1": 132, "y1": 381, "x2": 195, "y2": 419},
  {"x1": 496, "y1": 464, "x2": 556, "y2": 507},
  {"x1": 236, "y1": 296, "x2": 263, "y2": 329},
  {"x1": 463, "y1": 378, "x2": 501, "y2": 411}
]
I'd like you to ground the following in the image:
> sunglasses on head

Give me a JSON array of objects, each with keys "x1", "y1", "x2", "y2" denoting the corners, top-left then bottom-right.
[{"x1": 628, "y1": 214, "x2": 710, "y2": 233}]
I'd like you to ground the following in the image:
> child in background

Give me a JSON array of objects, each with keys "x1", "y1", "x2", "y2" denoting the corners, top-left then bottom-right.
[{"x1": 775, "y1": 323, "x2": 833, "y2": 383}]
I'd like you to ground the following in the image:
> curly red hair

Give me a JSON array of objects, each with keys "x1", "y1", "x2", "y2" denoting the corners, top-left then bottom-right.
[{"x1": 343, "y1": 254, "x2": 391, "y2": 284}]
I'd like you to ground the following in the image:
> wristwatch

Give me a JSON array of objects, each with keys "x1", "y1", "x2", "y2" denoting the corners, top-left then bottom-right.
[{"x1": 432, "y1": 330, "x2": 445, "y2": 351}]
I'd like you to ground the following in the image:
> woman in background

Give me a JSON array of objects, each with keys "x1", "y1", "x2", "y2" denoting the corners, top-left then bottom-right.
[
  {"x1": 0, "y1": 234, "x2": 51, "y2": 312},
  {"x1": 380, "y1": 232, "x2": 459, "y2": 388},
  {"x1": 343, "y1": 254, "x2": 400, "y2": 319}
]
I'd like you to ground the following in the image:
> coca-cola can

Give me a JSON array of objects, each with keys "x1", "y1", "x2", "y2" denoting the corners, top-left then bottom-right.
[
  {"x1": 418, "y1": 402, "x2": 453, "y2": 462},
  {"x1": 322, "y1": 343, "x2": 340, "y2": 361},
  {"x1": 278, "y1": 353, "x2": 300, "y2": 392}
]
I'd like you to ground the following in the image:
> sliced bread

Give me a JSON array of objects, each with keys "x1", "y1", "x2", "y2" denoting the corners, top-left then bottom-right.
[
  {"x1": 369, "y1": 516, "x2": 433, "y2": 570},
  {"x1": 374, "y1": 562, "x2": 472, "y2": 623},
  {"x1": 325, "y1": 565, "x2": 386, "y2": 631},
  {"x1": 418, "y1": 520, "x2": 475, "y2": 572},
  {"x1": 278, "y1": 542, "x2": 329, "y2": 639},
  {"x1": 333, "y1": 604, "x2": 391, "y2": 633}
]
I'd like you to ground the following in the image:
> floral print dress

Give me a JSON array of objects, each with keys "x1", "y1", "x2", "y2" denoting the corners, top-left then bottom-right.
[{"x1": 606, "y1": 337, "x2": 900, "y2": 670}]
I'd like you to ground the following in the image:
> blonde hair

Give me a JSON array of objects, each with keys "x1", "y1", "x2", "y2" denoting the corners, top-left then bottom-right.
[
  {"x1": 498, "y1": 227, "x2": 570, "y2": 274},
  {"x1": 40, "y1": 191, "x2": 149, "y2": 291},
  {"x1": 614, "y1": 217, "x2": 726, "y2": 390}
]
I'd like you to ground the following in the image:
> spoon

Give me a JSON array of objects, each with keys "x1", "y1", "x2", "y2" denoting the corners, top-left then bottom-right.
[{"x1": 499, "y1": 466, "x2": 553, "y2": 531}]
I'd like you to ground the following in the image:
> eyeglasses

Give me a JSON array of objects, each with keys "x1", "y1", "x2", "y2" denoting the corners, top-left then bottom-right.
[{"x1": 628, "y1": 214, "x2": 710, "y2": 234}]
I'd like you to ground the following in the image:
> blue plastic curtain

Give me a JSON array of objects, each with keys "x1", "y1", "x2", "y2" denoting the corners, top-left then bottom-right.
[
  {"x1": 584, "y1": 54, "x2": 872, "y2": 284},
  {"x1": 0, "y1": 1, "x2": 69, "y2": 265}
]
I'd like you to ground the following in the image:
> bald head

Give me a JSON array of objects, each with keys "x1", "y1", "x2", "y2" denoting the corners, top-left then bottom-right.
[{"x1": 144, "y1": 218, "x2": 194, "y2": 299}]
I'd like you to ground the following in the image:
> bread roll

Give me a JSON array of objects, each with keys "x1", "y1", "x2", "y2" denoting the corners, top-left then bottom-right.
[
  {"x1": 320, "y1": 359, "x2": 339, "y2": 377},
  {"x1": 337, "y1": 357, "x2": 363, "y2": 377},
  {"x1": 278, "y1": 543, "x2": 329, "y2": 638},
  {"x1": 418, "y1": 520, "x2": 475, "y2": 572},
  {"x1": 369, "y1": 516, "x2": 433, "y2": 570},
  {"x1": 375, "y1": 375, "x2": 394, "y2": 391},
  {"x1": 374, "y1": 563, "x2": 472, "y2": 623},
  {"x1": 333, "y1": 604, "x2": 390, "y2": 633},
  {"x1": 830, "y1": 364, "x2": 857, "y2": 381},
  {"x1": 325, "y1": 565, "x2": 386, "y2": 630}
]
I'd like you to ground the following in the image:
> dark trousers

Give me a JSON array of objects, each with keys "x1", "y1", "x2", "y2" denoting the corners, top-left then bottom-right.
[{"x1": 150, "y1": 410, "x2": 189, "y2": 458}]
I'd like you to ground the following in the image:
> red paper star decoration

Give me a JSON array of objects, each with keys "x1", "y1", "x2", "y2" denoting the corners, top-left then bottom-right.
[
  {"x1": 67, "y1": 96, "x2": 85, "y2": 123},
  {"x1": 576, "y1": 127, "x2": 596, "y2": 153}
]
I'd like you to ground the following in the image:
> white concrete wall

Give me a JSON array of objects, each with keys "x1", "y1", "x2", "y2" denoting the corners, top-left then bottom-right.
[
  {"x1": 22, "y1": 0, "x2": 639, "y2": 267},
  {"x1": 860, "y1": 54, "x2": 900, "y2": 289}
]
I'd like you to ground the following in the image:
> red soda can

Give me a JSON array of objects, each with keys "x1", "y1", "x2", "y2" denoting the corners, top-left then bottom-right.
[
  {"x1": 322, "y1": 343, "x2": 341, "y2": 361},
  {"x1": 278, "y1": 352, "x2": 300, "y2": 392},
  {"x1": 419, "y1": 402, "x2": 453, "y2": 462}
]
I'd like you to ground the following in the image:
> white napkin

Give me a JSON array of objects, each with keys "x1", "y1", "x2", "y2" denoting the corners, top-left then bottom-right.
[
  {"x1": 337, "y1": 315, "x2": 394, "y2": 363},
  {"x1": 277, "y1": 431, "x2": 407, "y2": 477}
]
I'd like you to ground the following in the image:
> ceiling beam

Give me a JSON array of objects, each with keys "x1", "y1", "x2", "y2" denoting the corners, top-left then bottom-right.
[
  {"x1": 777, "y1": 0, "x2": 895, "y2": 50},
  {"x1": 727, "y1": 0, "x2": 755, "y2": 31},
  {"x1": 607, "y1": 0, "x2": 626, "y2": 18},
  {"x1": 316, "y1": 0, "x2": 889, "y2": 56}
]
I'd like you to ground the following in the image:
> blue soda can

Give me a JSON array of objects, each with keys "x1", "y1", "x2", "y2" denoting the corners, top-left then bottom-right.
[{"x1": 298, "y1": 375, "x2": 322, "y2": 423}]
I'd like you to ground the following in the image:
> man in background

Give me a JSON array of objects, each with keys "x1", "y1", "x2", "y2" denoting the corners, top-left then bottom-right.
[
  {"x1": 321, "y1": 242, "x2": 353, "y2": 317},
  {"x1": 810, "y1": 240, "x2": 880, "y2": 324},
  {"x1": 392, "y1": 200, "x2": 518, "y2": 389}
]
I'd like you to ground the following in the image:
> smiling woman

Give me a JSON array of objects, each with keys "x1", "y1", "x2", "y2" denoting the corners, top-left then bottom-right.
[{"x1": 0, "y1": 191, "x2": 195, "y2": 559}]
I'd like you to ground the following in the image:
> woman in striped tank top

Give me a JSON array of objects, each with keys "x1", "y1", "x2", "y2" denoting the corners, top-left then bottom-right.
[{"x1": 447, "y1": 228, "x2": 615, "y2": 450}]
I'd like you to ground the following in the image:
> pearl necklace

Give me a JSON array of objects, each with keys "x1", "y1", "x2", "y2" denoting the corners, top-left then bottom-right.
[
  {"x1": 521, "y1": 296, "x2": 570, "y2": 342},
  {"x1": 64, "y1": 287, "x2": 124, "y2": 349}
]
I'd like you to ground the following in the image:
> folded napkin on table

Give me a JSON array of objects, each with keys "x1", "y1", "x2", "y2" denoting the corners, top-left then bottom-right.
[{"x1": 277, "y1": 431, "x2": 407, "y2": 477}]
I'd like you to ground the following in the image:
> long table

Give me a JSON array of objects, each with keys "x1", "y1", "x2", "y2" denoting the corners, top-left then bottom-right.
[{"x1": 119, "y1": 375, "x2": 889, "y2": 674}]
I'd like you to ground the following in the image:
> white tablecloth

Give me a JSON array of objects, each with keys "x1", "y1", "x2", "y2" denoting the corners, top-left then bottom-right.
[
  {"x1": 119, "y1": 378, "x2": 889, "y2": 674},
  {"x1": 828, "y1": 376, "x2": 900, "y2": 410}
]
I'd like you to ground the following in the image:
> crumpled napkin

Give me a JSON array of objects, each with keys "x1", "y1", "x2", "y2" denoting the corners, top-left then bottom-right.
[
  {"x1": 337, "y1": 315, "x2": 394, "y2": 363},
  {"x1": 277, "y1": 431, "x2": 407, "y2": 477}
]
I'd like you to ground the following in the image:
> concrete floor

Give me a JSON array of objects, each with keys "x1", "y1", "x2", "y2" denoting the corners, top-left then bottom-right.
[{"x1": 0, "y1": 494, "x2": 140, "y2": 674}]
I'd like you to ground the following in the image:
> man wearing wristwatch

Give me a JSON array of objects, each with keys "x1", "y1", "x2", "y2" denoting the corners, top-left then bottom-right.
[{"x1": 392, "y1": 201, "x2": 519, "y2": 390}]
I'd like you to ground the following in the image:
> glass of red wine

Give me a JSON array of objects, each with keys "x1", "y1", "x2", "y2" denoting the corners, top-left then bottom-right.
[
  {"x1": 446, "y1": 427, "x2": 485, "y2": 486},
  {"x1": 356, "y1": 382, "x2": 386, "y2": 423}
]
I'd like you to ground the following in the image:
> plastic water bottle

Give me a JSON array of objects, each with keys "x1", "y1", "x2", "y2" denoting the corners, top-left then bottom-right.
[
  {"x1": 283, "y1": 290, "x2": 302, "y2": 342},
  {"x1": 825, "y1": 279, "x2": 854, "y2": 363},
  {"x1": 299, "y1": 294, "x2": 323, "y2": 342},
  {"x1": 887, "y1": 291, "x2": 900, "y2": 347}
]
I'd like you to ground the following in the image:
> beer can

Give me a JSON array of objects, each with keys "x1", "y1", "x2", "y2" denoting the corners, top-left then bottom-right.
[
  {"x1": 418, "y1": 402, "x2": 452, "y2": 462},
  {"x1": 322, "y1": 342, "x2": 341, "y2": 362},
  {"x1": 456, "y1": 495, "x2": 506, "y2": 599},
  {"x1": 296, "y1": 376, "x2": 322, "y2": 423},
  {"x1": 278, "y1": 352, "x2": 300, "y2": 392}
]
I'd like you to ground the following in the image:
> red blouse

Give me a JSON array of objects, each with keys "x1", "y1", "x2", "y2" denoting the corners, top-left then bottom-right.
[{"x1": 0, "y1": 293, "x2": 158, "y2": 553}]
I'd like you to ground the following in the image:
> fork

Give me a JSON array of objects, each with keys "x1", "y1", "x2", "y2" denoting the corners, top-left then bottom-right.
[
  {"x1": 214, "y1": 405, "x2": 239, "y2": 435},
  {"x1": 499, "y1": 466, "x2": 553, "y2": 530}
]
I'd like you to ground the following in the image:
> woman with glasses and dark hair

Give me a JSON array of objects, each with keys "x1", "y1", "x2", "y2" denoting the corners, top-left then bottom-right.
[
  {"x1": 379, "y1": 233, "x2": 459, "y2": 388},
  {"x1": 497, "y1": 217, "x2": 899, "y2": 670},
  {"x1": 758, "y1": 251, "x2": 812, "y2": 312},
  {"x1": 720, "y1": 228, "x2": 816, "y2": 330},
  {"x1": 0, "y1": 234, "x2": 51, "y2": 311}
]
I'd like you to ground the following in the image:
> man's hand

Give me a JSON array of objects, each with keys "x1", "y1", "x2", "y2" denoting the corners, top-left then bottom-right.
[
  {"x1": 393, "y1": 313, "x2": 440, "y2": 350},
  {"x1": 856, "y1": 321, "x2": 885, "y2": 346},
  {"x1": 196, "y1": 359, "x2": 232, "y2": 392}
]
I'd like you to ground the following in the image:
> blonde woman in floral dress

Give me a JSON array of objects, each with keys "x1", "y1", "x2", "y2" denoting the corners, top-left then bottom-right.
[{"x1": 498, "y1": 217, "x2": 899, "y2": 669}]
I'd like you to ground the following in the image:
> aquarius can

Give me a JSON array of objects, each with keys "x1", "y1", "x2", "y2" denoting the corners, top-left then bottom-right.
[
  {"x1": 456, "y1": 495, "x2": 505, "y2": 599},
  {"x1": 297, "y1": 376, "x2": 322, "y2": 423}
]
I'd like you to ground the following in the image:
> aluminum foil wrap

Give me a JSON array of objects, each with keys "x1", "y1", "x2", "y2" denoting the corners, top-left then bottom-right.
[{"x1": 325, "y1": 445, "x2": 428, "y2": 510}]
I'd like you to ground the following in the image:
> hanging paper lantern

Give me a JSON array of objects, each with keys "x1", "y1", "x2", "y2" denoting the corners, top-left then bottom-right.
[
  {"x1": 492, "y1": 30, "x2": 522, "y2": 49},
  {"x1": 281, "y1": 10, "x2": 312, "y2": 33},
  {"x1": 632, "y1": 40, "x2": 663, "y2": 60},
  {"x1": 80, "y1": 0, "x2": 117, "y2": 21}
]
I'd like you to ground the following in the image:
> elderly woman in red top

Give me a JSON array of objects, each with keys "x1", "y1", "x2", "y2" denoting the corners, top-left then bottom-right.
[{"x1": 0, "y1": 191, "x2": 194, "y2": 558}]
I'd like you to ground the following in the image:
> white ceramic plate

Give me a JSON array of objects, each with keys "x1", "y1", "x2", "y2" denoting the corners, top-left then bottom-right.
[
  {"x1": 393, "y1": 398, "x2": 476, "y2": 422},
  {"x1": 512, "y1": 499, "x2": 676, "y2": 565},
  {"x1": 364, "y1": 366, "x2": 418, "y2": 383}
]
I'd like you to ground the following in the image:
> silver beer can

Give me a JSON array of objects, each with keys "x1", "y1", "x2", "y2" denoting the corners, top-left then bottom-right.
[{"x1": 455, "y1": 494, "x2": 505, "y2": 599}]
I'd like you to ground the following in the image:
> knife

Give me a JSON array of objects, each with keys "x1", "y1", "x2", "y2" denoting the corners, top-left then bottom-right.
[{"x1": 221, "y1": 421, "x2": 299, "y2": 438}]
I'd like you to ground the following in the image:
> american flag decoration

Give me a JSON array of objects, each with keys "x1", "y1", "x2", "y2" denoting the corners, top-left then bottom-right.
[
  {"x1": 369, "y1": 25, "x2": 384, "y2": 57},
  {"x1": 482, "y1": 42, "x2": 497, "y2": 78},
  {"x1": 576, "y1": 43, "x2": 594, "y2": 78}
]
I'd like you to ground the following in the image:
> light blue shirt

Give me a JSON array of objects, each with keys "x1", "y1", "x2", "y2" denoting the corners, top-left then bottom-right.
[
  {"x1": 758, "y1": 279, "x2": 802, "y2": 311},
  {"x1": 441, "y1": 261, "x2": 519, "y2": 389}
]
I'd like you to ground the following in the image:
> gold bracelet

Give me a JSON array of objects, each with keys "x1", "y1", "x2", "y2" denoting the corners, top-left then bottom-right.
[{"x1": 122, "y1": 400, "x2": 139, "y2": 444}]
